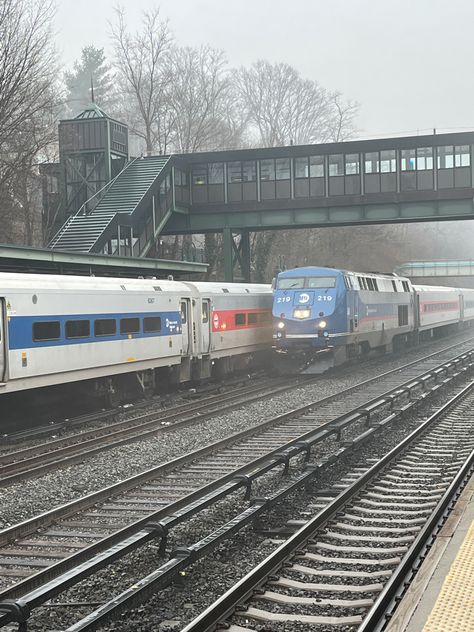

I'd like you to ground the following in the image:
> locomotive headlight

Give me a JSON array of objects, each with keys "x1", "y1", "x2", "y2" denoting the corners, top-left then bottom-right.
[
  {"x1": 293, "y1": 308, "x2": 311, "y2": 319},
  {"x1": 318, "y1": 320, "x2": 327, "y2": 329},
  {"x1": 277, "y1": 321, "x2": 285, "y2": 329}
]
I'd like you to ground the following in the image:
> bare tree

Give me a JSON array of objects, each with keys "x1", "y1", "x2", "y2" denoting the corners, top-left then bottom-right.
[
  {"x1": 236, "y1": 60, "x2": 331, "y2": 147},
  {"x1": 236, "y1": 60, "x2": 359, "y2": 147},
  {"x1": 0, "y1": 0, "x2": 59, "y2": 245},
  {"x1": 167, "y1": 45, "x2": 243, "y2": 153},
  {"x1": 327, "y1": 92, "x2": 359, "y2": 142},
  {"x1": 110, "y1": 6, "x2": 173, "y2": 155}
]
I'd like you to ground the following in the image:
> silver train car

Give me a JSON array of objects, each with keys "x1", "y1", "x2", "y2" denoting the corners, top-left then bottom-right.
[{"x1": 0, "y1": 273, "x2": 273, "y2": 398}]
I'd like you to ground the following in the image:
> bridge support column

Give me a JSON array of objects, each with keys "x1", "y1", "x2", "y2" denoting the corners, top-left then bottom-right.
[{"x1": 223, "y1": 228, "x2": 251, "y2": 283}]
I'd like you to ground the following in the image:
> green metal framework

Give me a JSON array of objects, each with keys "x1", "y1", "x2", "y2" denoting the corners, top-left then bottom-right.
[{"x1": 50, "y1": 131, "x2": 474, "y2": 281}]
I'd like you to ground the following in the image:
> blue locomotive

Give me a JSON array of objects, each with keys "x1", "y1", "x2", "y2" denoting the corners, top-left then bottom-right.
[{"x1": 273, "y1": 266, "x2": 474, "y2": 371}]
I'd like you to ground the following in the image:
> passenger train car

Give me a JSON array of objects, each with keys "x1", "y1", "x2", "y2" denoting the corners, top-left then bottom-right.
[
  {"x1": 273, "y1": 266, "x2": 474, "y2": 370},
  {"x1": 0, "y1": 273, "x2": 272, "y2": 398}
]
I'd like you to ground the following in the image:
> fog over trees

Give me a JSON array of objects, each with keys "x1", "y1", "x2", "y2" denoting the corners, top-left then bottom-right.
[{"x1": 0, "y1": 0, "x2": 472, "y2": 277}]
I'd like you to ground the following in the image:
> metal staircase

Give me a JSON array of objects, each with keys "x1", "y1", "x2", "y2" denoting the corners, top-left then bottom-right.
[{"x1": 49, "y1": 156, "x2": 171, "y2": 253}]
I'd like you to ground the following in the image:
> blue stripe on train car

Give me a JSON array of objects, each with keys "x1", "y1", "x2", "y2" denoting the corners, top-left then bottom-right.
[{"x1": 7, "y1": 311, "x2": 182, "y2": 350}]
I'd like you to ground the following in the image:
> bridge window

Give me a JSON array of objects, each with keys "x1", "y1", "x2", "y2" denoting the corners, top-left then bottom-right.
[
  {"x1": 260, "y1": 159, "x2": 275, "y2": 181},
  {"x1": 345, "y1": 154, "x2": 360, "y2": 175},
  {"x1": 437, "y1": 146, "x2": 454, "y2": 169},
  {"x1": 192, "y1": 165, "x2": 207, "y2": 185},
  {"x1": 365, "y1": 152, "x2": 379, "y2": 174},
  {"x1": 380, "y1": 150, "x2": 396, "y2": 173},
  {"x1": 329, "y1": 154, "x2": 344, "y2": 176},
  {"x1": 416, "y1": 147, "x2": 433, "y2": 170},
  {"x1": 295, "y1": 157, "x2": 309, "y2": 178},
  {"x1": 208, "y1": 163, "x2": 224, "y2": 184},
  {"x1": 276, "y1": 158, "x2": 290, "y2": 198},
  {"x1": 401, "y1": 149, "x2": 416, "y2": 171},
  {"x1": 310, "y1": 155, "x2": 324, "y2": 178},
  {"x1": 455, "y1": 145, "x2": 470, "y2": 167},
  {"x1": 228, "y1": 160, "x2": 257, "y2": 201},
  {"x1": 242, "y1": 161, "x2": 256, "y2": 182},
  {"x1": 227, "y1": 162, "x2": 243, "y2": 183},
  {"x1": 276, "y1": 158, "x2": 290, "y2": 180}
]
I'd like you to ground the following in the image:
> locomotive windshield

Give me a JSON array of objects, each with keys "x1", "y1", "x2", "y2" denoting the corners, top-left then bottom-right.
[
  {"x1": 307, "y1": 277, "x2": 337, "y2": 288},
  {"x1": 278, "y1": 277, "x2": 305, "y2": 289},
  {"x1": 278, "y1": 276, "x2": 337, "y2": 289}
]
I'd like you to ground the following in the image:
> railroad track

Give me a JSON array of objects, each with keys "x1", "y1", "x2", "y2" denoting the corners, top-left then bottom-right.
[
  {"x1": 181, "y1": 382, "x2": 474, "y2": 632},
  {"x1": 2, "y1": 337, "x2": 473, "y2": 486},
  {"x1": 0, "y1": 375, "x2": 315, "y2": 485},
  {"x1": 0, "y1": 344, "x2": 471, "y2": 630}
]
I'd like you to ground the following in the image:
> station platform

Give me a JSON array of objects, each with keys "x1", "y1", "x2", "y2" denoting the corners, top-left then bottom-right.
[{"x1": 386, "y1": 473, "x2": 474, "y2": 632}]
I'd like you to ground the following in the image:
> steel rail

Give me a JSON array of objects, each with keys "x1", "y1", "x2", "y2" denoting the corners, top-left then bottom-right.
[
  {"x1": 179, "y1": 380, "x2": 474, "y2": 632},
  {"x1": 1, "y1": 368, "x2": 472, "y2": 632},
  {"x1": 1, "y1": 340, "x2": 472, "y2": 485},
  {"x1": 0, "y1": 376, "x2": 315, "y2": 484},
  {"x1": 0, "y1": 351, "x2": 471, "y2": 628}
]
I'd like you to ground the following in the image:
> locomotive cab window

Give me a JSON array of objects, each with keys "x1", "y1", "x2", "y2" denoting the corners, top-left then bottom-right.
[
  {"x1": 277, "y1": 277, "x2": 304, "y2": 289},
  {"x1": 120, "y1": 318, "x2": 140, "y2": 334},
  {"x1": 66, "y1": 320, "x2": 90, "y2": 339},
  {"x1": 202, "y1": 301, "x2": 209, "y2": 323},
  {"x1": 235, "y1": 313, "x2": 246, "y2": 326},
  {"x1": 94, "y1": 319, "x2": 116, "y2": 337},
  {"x1": 33, "y1": 321, "x2": 60, "y2": 341},
  {"x1": 144, "y1": 316, "x2": 161, "y2": 333},
  {"x1": 307, "y1": 276, "x2": 337, "y2": 288}
]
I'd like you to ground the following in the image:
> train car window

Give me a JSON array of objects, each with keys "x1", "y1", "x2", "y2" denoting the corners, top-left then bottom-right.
[
  {"x1": 120, "y1": 318, "x2": 140, "y2": 334},
  {"x1": 66, "y1": 320, "x2": 90, "y2": 339},
  {"x1": 235, "y1": 313, "x2": 246, "y2": 326},
  {"x1": 277, "y1": 277, "x2": 305, "y2": 289},
  {"x1": 94, "y1": 319, "x2": 116, "y2": 337},
  {"x1": 247, "y1": 313, "x2": 257, "y2": 325},
  {"x1": 202, "y1": 302, "x2": 209, "y2": 323},
  {"x1": 365, "y1": 278, "x2": 372, "y2": 290},
  {"x1": 144, "y1": 316, "x2": 161, "y2": 333},
  {"x1": 33, "y1": 321, "x2": 60, "y2": 341},
  {"x1": 180, "y1": 302, "x2": 187, "y2": 324},
  {"x1": 307, "y1": 277, "x2": 337, "y2": 288}
]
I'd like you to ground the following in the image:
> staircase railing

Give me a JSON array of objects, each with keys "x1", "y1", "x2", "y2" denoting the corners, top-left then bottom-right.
[{"x1": 48, "y1": 157, "x2": 140, "y2": 249}]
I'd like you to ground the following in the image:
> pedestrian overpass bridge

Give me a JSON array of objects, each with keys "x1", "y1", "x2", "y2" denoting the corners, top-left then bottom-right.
[{"x1": 49, "y1": 131, "x2": 474, "y2": 280}]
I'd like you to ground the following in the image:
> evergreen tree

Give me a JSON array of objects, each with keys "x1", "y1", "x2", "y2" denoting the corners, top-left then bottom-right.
[{"x1": 64, "y1": 45, "x2": 115, "y2": 116}]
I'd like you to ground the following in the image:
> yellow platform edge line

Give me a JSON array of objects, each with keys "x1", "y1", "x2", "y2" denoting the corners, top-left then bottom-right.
[{"x1": 423, "y1": 519, "x2": 474, "y2": 631}]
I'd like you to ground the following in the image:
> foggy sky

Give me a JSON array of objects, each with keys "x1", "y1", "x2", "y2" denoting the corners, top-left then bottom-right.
[{"x1": 55, "y1": 0, "x2": 474, "y2": 139}]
